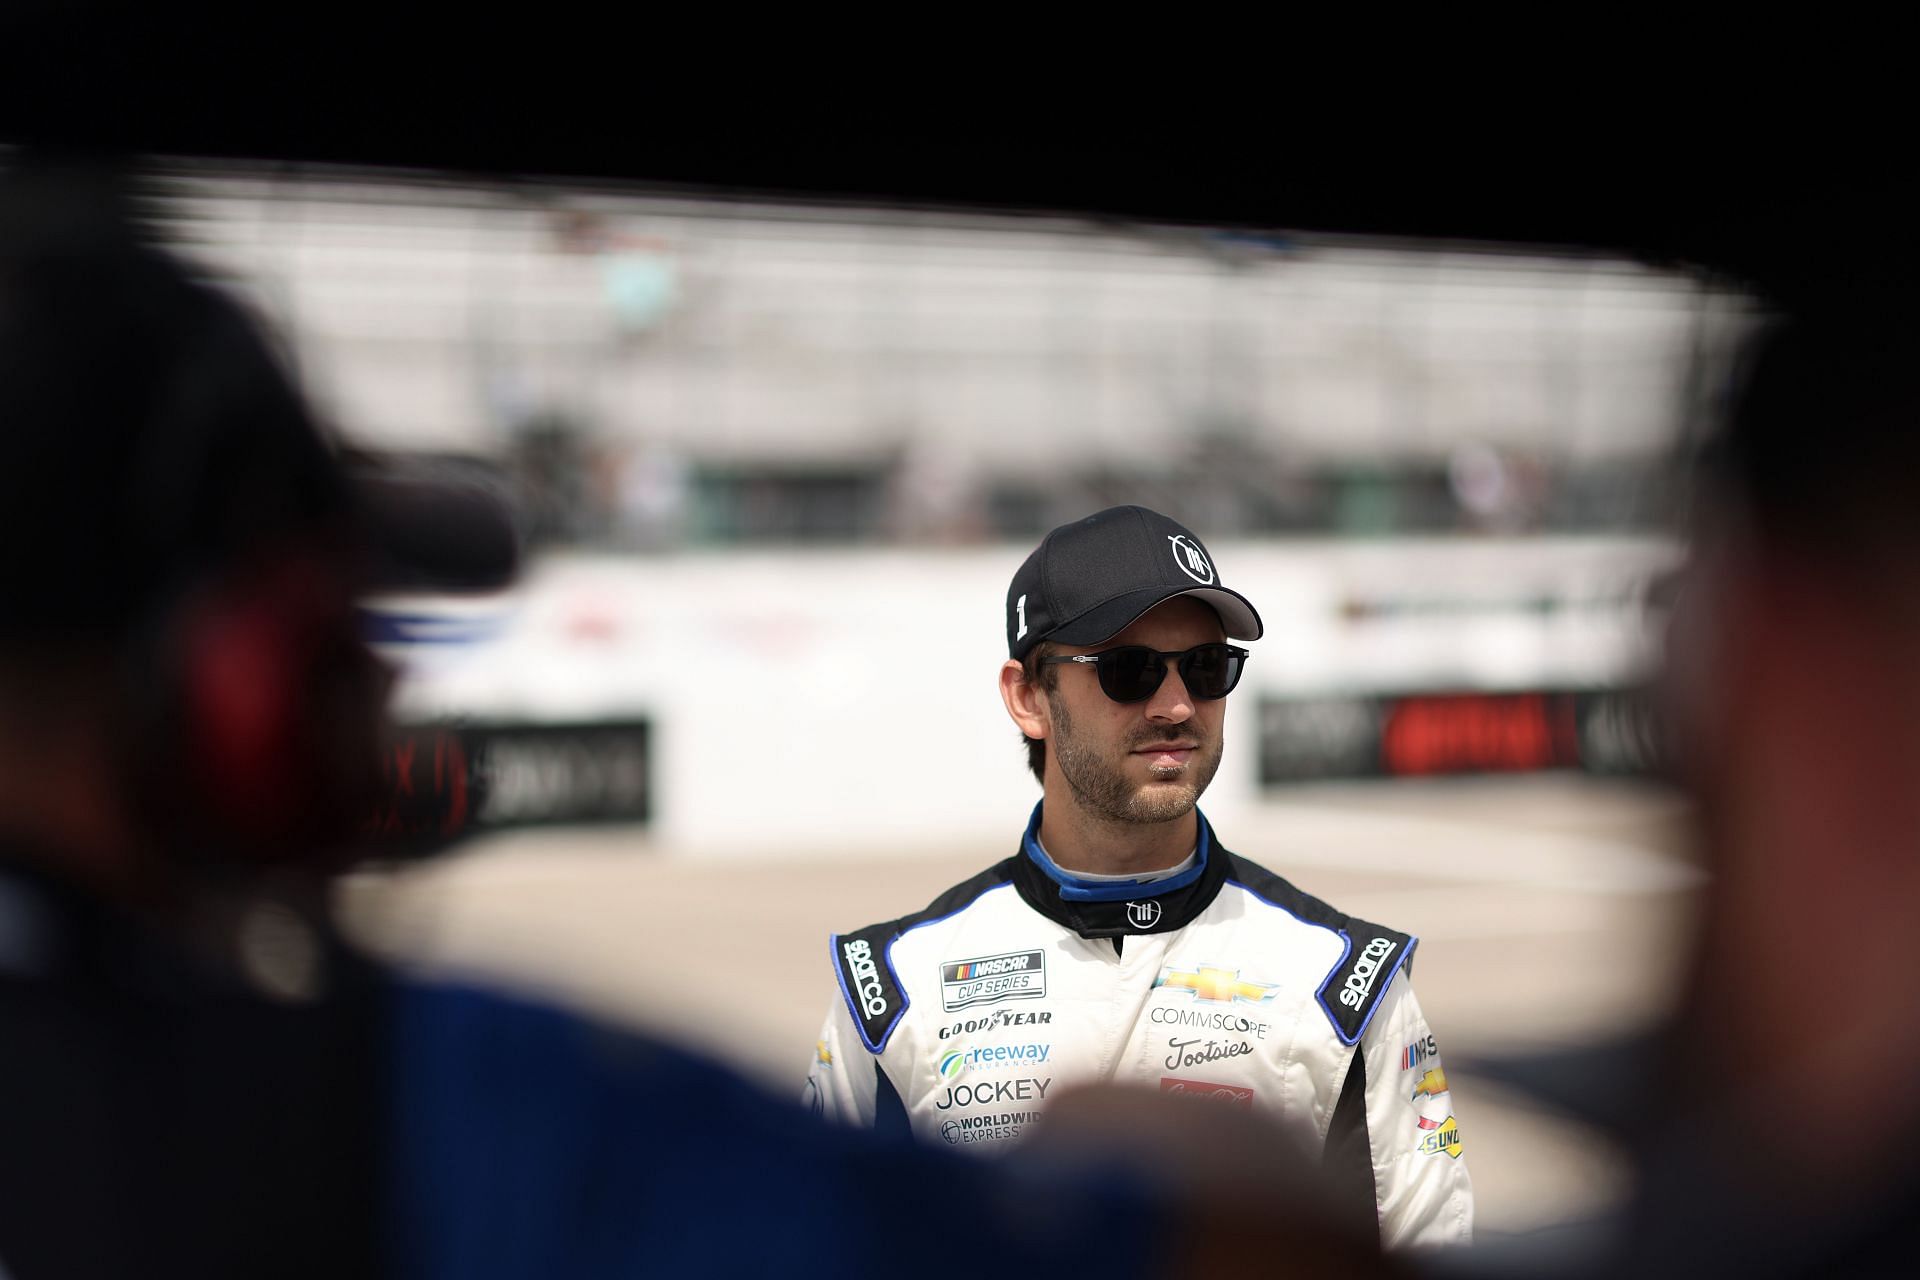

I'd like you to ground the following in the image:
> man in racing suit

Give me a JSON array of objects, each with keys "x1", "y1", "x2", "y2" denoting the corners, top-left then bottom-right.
[{"x1": 807, "y1": 505, "x2": 1473, "y2": 1250}]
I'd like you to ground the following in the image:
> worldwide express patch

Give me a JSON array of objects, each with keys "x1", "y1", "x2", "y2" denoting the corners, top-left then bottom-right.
[{"x1": 940, "y1": 949, "x2": 1047, "y2": 1012}]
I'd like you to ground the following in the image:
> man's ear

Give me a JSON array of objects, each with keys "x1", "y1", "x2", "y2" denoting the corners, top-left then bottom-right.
[{"x1": 1000, "y1": 660, "x2": 1049, "y2": 740}]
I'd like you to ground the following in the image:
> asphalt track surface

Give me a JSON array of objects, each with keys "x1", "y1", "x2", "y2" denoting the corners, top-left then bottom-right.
[{"x1": 339, "y1": 774, "x2": 1698, "y2": 1240}]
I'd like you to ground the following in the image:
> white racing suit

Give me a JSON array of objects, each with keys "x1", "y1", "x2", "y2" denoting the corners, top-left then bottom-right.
[{"x1": 806, "y1": 804, "x2": 1473, "y2": 1250}]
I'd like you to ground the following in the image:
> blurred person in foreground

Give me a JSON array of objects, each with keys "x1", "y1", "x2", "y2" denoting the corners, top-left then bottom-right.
[
  {"x1": 1460, "y1": 305, "x2": 1920, "y2": 1279},
  {"x1": 1594, "y1": 305, "x2": 1920, "y2": 1275},
  {"x1": 806, "y1": 506, "x2": 1474, "y2": 1249},
  {"x1": 0, "y1": 169, "x2": 1395, "y2": 1280}
]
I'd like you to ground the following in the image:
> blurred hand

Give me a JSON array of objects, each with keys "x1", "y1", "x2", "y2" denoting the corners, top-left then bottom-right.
[{"x1": 1029, "y1": 1082, "x2": 1407, "y2": 1279}]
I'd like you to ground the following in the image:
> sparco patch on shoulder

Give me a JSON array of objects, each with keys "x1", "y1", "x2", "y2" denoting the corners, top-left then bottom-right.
[
  {"x1": 1314, "y1": 921, "x2": 1416, "y2": 1045},
  {"x1": 831, "y1": 925, "x2": 907, "y2": 1053}
]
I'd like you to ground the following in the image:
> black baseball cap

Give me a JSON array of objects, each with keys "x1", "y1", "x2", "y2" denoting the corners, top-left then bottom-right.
[
  {"x1": 1005, "y1": 506, "x2": 1263, "y2": 661},
  {"x1": 0, "y1": 164, "x2": 518, "y2": 643}
]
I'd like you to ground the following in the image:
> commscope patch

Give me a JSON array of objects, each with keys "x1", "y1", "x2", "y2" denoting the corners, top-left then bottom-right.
[{"x1": 940, "y1": 949, "x2": 1047, "y2": 1012}]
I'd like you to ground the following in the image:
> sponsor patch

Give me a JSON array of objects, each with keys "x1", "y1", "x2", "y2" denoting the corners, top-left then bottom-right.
[
  {"x1": 815, "y1": 1039, "x2": 833, "y2": 1068},
  {"x1": 937, "y1": 1042, "x2": 1051, "y2": 1080},
  {"x1": 934, "y1": 1077, "x2": 1052, "y2": 1110},
  {"x1": 937, "y1": 1009, "x2": 1052, "y2": 1039},
  {"x1": 1163, "y1": 1036, "x2": 1256, "y2": 1072},
  {"x1": 1148, "y1": 1007, "x2": 1269, "y2": 1038},
  {"x1": 1417, "y1": 1114, "x2": 1463, "y2": 1159},
  {"x1": 1153, "y1": 964, "x2": 1280, "y2": 1005},
  {"x1": 1400, "y1": 1033, "x2": 1439, "y2": 1072},
  {"x1": 1339, "y1": 936, "x2": 1397, "y2": 1010},
  {"x1": 1410, "y1": 1067, "x2": 1450, "y2": 1102},
  {"x1": 939, "y1": 1111, "x2": 1041, "y2": 1146},
  {"x1": 1314, "y1": 920, "x2": 1416, "y2": 1046},
  {"x1": 941, "y1": 949, "x2": 1047, "y2": 1012},
  {"x1": 844, "y1": 939, "x2": 888, "y2": 1018},
  {"x1": 831, "y1": 925, "x2": 906, "y2": 1053},
  {"x1": 1160, "y1": 1077, "x2": 1255, "y2": 1107}
]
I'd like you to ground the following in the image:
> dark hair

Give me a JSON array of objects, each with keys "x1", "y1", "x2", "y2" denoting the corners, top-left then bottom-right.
[{"x1": 1017, "y1": 641, "x2": 1058, "y2": 785}]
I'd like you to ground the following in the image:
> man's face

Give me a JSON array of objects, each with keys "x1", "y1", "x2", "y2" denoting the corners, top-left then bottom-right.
[{"x1": 1044, "y1": 596, "x2": 1229, "y2": 826}]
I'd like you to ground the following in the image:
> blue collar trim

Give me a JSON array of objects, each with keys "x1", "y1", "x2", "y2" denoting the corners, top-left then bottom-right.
[{"x1": 1019, "y1": 801, "x2": 1210, "y2": 902}]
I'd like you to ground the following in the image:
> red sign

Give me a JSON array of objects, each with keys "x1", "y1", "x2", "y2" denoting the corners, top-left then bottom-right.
[
  {"x1": 1381, "y1": 692, "x2": 1580, "y2": 777},
  {"x1": 1258, "y1": 687, "x2": 1660, "y2": 784}
]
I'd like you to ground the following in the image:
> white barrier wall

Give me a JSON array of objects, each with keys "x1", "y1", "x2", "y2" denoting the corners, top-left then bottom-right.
[{"x1": 382, "y1": 537, "x2": 1676, "y2": 858}]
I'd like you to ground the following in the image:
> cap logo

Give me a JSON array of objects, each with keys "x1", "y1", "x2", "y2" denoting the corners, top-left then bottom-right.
[
  {"x1": 1014, "y1": 593, "x2": 1029, "y2": 643},
  {"x1": 1168, "y1": 535, "x2": 1214, "y2": 585}
]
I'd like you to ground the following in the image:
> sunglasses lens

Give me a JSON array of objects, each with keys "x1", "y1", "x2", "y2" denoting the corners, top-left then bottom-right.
[
  {"x1": 1094, "y1": 647, "x2": 1164, "y2": 703},
  {"x1": 1179, "y1": 644, "x2": 1243, "y2": 699}
]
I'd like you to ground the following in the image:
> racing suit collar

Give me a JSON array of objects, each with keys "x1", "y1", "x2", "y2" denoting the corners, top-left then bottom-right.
[{"x1": 1012, "y1": 801, "x2": 1228, "y2": 938}]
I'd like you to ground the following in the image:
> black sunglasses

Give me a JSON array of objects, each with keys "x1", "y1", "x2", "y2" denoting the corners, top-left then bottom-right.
[{"x1": 1039, "y1": 643, "x2": 1249, "y2": 704}]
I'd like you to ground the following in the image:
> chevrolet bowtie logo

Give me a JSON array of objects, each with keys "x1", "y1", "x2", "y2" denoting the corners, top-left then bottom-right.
[{"x1": 1153, "y1": 964, "x2": 1279, "y2": 1004}]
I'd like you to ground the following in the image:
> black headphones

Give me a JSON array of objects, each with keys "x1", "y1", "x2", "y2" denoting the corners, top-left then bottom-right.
[
  {"x1": 131, "y1": 540, "x2": 394, "y2": 868},
  {"x1": 4, "y1": 165, "x2": 511, "y2": 872}
]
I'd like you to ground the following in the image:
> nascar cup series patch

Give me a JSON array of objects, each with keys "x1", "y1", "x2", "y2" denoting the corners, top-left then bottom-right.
[{"x1": 940, "y1": 949, "x2": 1047, "y2": 1012}]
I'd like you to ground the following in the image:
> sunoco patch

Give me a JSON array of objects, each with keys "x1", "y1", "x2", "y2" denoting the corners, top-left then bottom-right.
[{"x1": 940, "y1": 948, "x2": 1046, "y2": 1012}]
